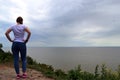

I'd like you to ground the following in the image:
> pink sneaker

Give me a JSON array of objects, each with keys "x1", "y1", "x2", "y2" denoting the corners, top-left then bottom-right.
[
  {"x1": 16, "y1": 74, "x2": 21, "y2": 79},
  {"x1": 22, "y1": 73, "x2": 27, "y2": 78}
]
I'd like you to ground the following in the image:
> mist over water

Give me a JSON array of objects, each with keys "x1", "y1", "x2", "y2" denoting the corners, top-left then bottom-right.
[{"x1": 3, "y1": 47, "x2": 120, "y2": 72}]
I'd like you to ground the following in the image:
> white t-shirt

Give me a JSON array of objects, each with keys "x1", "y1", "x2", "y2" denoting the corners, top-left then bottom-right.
[{"x1": 10, "y1": 24, "x2": 26, "y2": 42}]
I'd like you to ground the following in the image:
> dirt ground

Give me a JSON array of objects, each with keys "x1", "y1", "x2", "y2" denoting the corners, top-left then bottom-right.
[{"x1": 0, "y1": 64, "x2": 54, "y2": 80}]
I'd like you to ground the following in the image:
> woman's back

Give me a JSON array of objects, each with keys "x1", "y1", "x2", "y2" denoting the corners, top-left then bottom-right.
[{"x1": 11, "y1": 24, "x2": 26, "y2": 42}]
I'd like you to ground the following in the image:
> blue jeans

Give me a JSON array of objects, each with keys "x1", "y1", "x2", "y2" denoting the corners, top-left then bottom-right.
[{"x1": 12, "y1": 42, "x2": 27, "y2": 74}]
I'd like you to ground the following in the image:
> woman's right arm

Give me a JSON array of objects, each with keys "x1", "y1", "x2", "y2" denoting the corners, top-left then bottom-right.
[{"x1": 5, "y1": 28, "x2": 13, "y2": 42}]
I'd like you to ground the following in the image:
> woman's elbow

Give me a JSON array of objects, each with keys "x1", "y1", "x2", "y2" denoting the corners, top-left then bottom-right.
[
  {"x1": 28, "y1": 31, "x2": 31, "y2": 36},
  {"x1": 29, "y1": 31, "x2": 31, "y2": 35},
  {"x1": 5, "y1": 32, "x2": 8, "y2": 36}
]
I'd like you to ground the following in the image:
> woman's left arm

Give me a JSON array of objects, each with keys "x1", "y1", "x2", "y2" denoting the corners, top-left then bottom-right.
[{"x1": 24, "y1": 27, "x2": 31, "y2": 43}]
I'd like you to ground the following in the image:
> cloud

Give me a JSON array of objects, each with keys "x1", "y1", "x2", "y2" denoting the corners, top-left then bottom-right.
[{"x1": 1, "y1": 0, "x2": 120, "y2": 47}]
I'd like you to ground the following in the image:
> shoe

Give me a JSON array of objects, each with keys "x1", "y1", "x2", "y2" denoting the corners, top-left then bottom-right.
[
  {"x1": 22, "y1": 73, "x2": 27, "y2": 78},
  {"x1": 16, "y1": 74, "x2": 21, "y2": 79}
]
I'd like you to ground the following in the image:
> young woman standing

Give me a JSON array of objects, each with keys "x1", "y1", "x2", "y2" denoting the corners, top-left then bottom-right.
[{"x1": 5, "y1": 16, "x2": 31, "y2": 79}]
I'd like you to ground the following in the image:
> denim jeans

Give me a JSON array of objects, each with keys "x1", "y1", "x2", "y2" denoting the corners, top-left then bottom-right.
[{"x1": 12, "y1": 42, "x2": 27, "y2": 74}]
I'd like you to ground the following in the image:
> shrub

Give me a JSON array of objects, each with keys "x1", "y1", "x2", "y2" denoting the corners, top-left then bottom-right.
[
  {"x1": 27, "y1": 56, "x2": 37, "y2": 65},
  {"x1": 0, "y1": 43, "x2": 3, "y2": 49},
  {"x1": 67, "y1": 65, "x2": 82, "y2": 80}
]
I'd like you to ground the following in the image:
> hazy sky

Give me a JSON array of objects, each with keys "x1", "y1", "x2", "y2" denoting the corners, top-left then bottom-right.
[{"x1": 0, "y1": 0, "x2": 120, "y2": 47}]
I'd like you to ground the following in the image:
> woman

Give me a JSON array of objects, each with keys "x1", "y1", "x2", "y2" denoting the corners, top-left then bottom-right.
[{"x1": 5, "y1": 16, "x2": 31, "y2": 79}]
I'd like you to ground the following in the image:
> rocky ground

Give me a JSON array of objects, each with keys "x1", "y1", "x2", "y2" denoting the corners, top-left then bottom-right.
[{"x1": 0, "y1": 64, "x2": 54, "y2": 80}]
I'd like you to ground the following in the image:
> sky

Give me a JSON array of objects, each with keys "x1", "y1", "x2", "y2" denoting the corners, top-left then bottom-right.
[{"x1": 0, "y1": 0, "x2": 120, "y2": 47}]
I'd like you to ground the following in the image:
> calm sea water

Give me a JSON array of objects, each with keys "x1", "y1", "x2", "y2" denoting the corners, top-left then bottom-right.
[{"x1": 3, "y1": 47, "x2": 120, "y2": 72}]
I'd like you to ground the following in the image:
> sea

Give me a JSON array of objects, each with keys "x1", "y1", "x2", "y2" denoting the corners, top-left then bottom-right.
[{"x1": 3, "y1": 47, "x2": 120, "y2": 72}]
